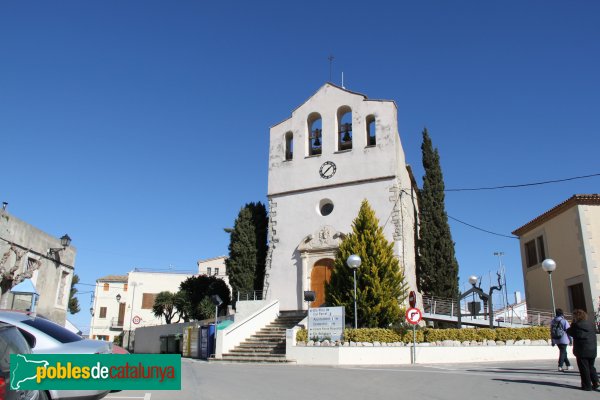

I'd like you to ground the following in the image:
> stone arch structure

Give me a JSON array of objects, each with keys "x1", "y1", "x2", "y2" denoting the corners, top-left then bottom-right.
[{"x1": 298, "y1": 225, "x2": 345, "y2": 310}]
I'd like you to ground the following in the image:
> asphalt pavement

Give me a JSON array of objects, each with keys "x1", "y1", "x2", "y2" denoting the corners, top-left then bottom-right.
[{"x1": 105, "y1": 358, "x2": 595, "y2": 400}]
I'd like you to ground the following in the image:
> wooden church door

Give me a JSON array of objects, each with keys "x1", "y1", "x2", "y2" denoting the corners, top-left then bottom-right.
[{"x1": 310, "y1": 258, "x2": 334, "y2": 307}]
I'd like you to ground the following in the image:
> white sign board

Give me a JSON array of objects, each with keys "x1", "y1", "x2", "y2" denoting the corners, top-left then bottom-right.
[{"x1": 308, "y1": 306, "x2": 345, "y2": 341}]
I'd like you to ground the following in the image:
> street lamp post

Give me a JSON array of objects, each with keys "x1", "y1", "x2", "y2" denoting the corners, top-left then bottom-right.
[
  {"x1": 542, "y1": 259, "x2": 557, "y2": 315},
  {"x1": 210, "y1": 295, "x2": 223, "y2": 358},
  {"x1": 127, "y1": 282, "x2": 142, "y2": 352},
  {"x1": 346, "y1": 254, "x2": 361, "y2": 329}
]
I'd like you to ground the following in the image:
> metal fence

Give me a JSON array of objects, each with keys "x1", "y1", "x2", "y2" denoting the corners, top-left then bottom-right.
[
  {"x1": 421, "y1": 295, "x2": 570, "y2": 327},
  {"x1": 236, "y1": 290, "x2": 267, "y2": 302}
]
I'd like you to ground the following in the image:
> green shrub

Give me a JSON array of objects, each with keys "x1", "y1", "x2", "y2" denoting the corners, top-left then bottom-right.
[
  {"x1": 296, "y1": 329, "x2": 307, "y2": 342},
  {"x1": 295, "y1": 326, "x2": 550, "y2": 344}
]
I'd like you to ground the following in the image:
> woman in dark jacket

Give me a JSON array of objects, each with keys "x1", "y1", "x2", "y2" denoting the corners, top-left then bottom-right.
[{"x1": 566, "y1": 309, "x2": 599, "y2": 391}]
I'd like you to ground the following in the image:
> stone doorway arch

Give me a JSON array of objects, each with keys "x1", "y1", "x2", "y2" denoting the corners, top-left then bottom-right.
[{"x1": 298, "y1": 225, "x2": 345, "y2": 310}]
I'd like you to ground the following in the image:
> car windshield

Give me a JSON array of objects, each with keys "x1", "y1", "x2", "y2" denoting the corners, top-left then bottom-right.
[{"x1": 22, "y1": 318, "x2": 83, "y2": 344}]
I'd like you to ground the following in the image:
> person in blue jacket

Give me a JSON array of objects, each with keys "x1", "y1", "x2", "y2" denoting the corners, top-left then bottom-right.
[{"x1": 551, "y1": 308, "x2": 573, "y2": 372}]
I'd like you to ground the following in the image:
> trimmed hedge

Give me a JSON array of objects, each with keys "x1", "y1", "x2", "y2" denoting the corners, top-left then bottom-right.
[{"x1": 296, "y1": 326, "x2": 550, "y2": 343}]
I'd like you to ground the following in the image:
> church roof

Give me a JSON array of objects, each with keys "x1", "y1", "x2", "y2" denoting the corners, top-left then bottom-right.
[
  {"x1": 271, "y1": 82, "x2": 397, "y2": 128},
  {"x1": 512, "y1": 194, "x2": 600, "y2": 236}
]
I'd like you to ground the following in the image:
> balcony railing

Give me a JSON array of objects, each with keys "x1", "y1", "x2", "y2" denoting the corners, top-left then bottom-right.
[{"x1": 110, "y1": 317, "x2": 124, "y2": 330}]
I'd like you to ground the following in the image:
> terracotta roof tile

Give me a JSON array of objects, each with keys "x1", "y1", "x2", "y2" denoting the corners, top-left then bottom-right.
[
  {"x1": 512, "y1": 194, "x2": 600, "y2": 236},
  {"x1": 96, "y1": 274, "x2": 128, "y2": 282}
]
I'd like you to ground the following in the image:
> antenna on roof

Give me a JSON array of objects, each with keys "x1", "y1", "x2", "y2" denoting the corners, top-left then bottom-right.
[
  {"x1": 342, "y1": 72, "x2": 345, "y2": 89},
  {"x1": 328, "y1": 54, "x2": 334, "y2": 82}
]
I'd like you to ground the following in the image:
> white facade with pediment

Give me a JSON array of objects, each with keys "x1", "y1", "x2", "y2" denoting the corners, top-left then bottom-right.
[{"x1": 265, "y1": 83, "x2": 419, "y2": 311}]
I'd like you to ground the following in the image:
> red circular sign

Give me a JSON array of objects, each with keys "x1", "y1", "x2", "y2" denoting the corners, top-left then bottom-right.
[
  {"x1": 405, "y1": 307, "x2": 422, "y2": 325},
  {"x1": 408, "y1": 291, "x2": 416, "y2": 308},
  {"x1": 132, "y1": 315, "x2": 141, "y2": 325}
]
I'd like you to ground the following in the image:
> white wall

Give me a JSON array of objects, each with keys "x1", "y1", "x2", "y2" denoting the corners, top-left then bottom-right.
[
  {"x1": 123, "y1": 271, "x2": 193, "y2": 331},
  {"x1": 286, "y1": 343, "x2": 557, "y2": 365},
  {"x1": 89, "y1": 277, "x2": 127, "y2": 341},
  {"x1": 265, "y1": 83, "x2": 418, "y2": 311}
]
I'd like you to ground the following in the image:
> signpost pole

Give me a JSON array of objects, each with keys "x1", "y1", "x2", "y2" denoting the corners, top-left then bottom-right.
[
  {"x1": 405, "y1": 306, "x2": 422, "y2": 365},
  {"x1": 412, "y1": 324, "x2": 416, "y2": 364}
]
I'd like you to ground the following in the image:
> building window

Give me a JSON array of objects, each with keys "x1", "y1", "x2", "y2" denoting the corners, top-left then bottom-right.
[
  {"x1": 366, "y1": 115, "x2": 376, "y2": 146},
  {"x1": 525, "y1": 235, "x2": 546, "y2": 268},
  {"x1": 99, "y1": 307, "x2": 107, "y2": 318},
  {"x1": 207, "y1": 267, "x2": 212, "y2": 276},
  {"x1": 214, "y1": 268, "x2": 219, "y2": 276},
  {"x1": 337, "y1": 106, "x2": 352, "y2": 151},
  {"x1": 308, "y1": 113, "x2": 322, "y2": 156},
  {"x1": 25, "y1": 257, "x2": 36, "y2": 273},
  {"x1": 124, "y1": 283, "x2": 128, "y2": 292},
  {"x1": 141, "y1": 293, "x2": 158, "y2": 309},
  {"x1": 97, "y1": 335, "x2": 109, "y2": 341},
  {"x1": 285, "y1": 131, "x2": 293, "y2": 161},
  {"x1": 569, "y1": 283, "x2": 586, "y2": 311},
  {"x1": 537, "y1": 236, "x2": 546, "y2": 261},
  {"x1": 103, "y1": 283, "x2": 109, "y2": 291}
]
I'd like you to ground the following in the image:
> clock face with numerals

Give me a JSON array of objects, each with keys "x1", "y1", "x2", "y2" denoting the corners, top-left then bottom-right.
[{"x1": 319, "y1": 161, "x2": 337, "y2": 179}]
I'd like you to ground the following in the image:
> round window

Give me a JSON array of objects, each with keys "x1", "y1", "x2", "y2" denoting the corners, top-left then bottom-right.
[{"x1": 318, "y1": 199, "x2": 334, "y2": 216}]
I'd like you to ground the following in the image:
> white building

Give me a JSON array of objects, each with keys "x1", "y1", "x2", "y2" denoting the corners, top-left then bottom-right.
[
  {"x1": 89, "y1": 270, "x2": 193, "y2": 344},
  {"x1": 89, "y1": 275, "x2": 128, "y2": 342},
  {"x1": 197, "y1": 256, "x2": 229, "y2": 288},
  {"x1": 265, "y1": 83, "x2": 419, "y2": 311}
]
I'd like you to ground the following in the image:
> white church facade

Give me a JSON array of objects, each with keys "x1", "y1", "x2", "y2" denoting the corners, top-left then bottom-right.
[{"x1": 264, "y1": 83, "x2": 419, "y2": 311}]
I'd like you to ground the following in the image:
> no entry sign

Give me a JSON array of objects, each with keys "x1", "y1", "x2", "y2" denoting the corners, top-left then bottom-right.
[{"x1": 405, "y1": 307, "x2": 422, "y2": 325}]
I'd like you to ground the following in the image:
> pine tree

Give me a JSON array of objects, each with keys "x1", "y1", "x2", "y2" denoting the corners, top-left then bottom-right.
[
  {"x1": 325, "y1": 200, "x2": 408, "y2": 328},
  {"x1": 225, "y1": 202, "x2": 268, "y2": 298},
  {"x1": 68, "y1": 274, "x2": 80, "y2": 314},
  {"x1": 417, "y1": 128, "x2": 459, "y2": 298}
]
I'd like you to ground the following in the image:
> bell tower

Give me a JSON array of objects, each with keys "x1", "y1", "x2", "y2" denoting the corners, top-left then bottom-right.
[{"x1": 265, "y1": 83, "x2": 419, "y2": 311}]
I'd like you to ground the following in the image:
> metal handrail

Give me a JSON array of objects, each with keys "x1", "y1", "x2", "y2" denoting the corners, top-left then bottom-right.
[
  {"x1": 110, "y1": 317, "x2": 124, "y2": 328},
  {"x1": 421, "y1": 294, "x2": 570, "y2": 327},
  {"x1": 236, "y1": 290, "x2": 267, "y2": 302}
]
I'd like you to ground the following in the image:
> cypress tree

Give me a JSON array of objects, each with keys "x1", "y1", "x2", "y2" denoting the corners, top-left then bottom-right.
[
  {"x1": 417, "y1": 128, "x2": 459, "y2": 298},
  {"x1": 248, "y1": 202, "x2": 268, "y2": 292},
  {"x1": 225, "y1": 202, "x2": 268, "y2": 298},
  {"x1": 325, "y1": 200, "x2": 408, "y2": 328}
]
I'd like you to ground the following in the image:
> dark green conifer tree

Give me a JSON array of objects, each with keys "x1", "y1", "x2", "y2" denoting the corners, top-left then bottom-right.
[
  {"x1": 325, "y1": 200, "x2": 408, "y2": 328},
  {"x1": 225, "y1": 202, "x2": 268, "y2": 298},
  {"x1": 416, "y1": 128, "x2": 459, "y2": 298}
]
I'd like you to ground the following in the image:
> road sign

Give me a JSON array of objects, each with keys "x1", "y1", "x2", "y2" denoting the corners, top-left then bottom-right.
[
  {"x1": 408, "y1": 291, "x2": 416, "y2": 308},
  {"x1": 132, "y1": 315, "x2": 141, "y2": 325},
  {"x1": 405, "y1": 307, "x2": 422, "y2": 325}
]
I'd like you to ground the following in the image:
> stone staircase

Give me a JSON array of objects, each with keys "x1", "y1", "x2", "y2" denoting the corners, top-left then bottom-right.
[{"x1": 220, "y1": 310, "x2": 306, "y2": 363}]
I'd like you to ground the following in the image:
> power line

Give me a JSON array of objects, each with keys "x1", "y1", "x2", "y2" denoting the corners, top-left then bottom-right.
[
  {"x1": 445, "y1": 172, "x2": 600, "y2": 192},
  {"x1": 448, "y1": 215, "x2": 518, "y2": 239}
]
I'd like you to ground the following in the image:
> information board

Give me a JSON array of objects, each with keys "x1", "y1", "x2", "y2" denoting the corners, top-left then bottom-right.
[{"x1": 308, "y1": 306, "x2": 345, "y2": 341}]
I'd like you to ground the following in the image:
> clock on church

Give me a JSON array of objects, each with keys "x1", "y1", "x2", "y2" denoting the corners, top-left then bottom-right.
[{"x1": 319, "y1": 161, "x2": 336, "y2": 179}]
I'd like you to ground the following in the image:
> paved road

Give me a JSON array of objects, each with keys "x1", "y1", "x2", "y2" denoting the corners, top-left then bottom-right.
[{"x1": 106, "y1": 358, "x2": 594, "y2": 400}]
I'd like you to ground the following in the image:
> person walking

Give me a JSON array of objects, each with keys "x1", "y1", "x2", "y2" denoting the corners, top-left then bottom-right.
[
  {"x1": 551, "y1": 308, "x2": 573, "y2": 371},
  {"x1": 566, "y1": 309, "x2": 599, "y2": 391}
]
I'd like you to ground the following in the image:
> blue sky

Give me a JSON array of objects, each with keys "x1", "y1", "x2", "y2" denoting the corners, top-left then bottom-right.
[{"x1": 1, "y1": 1, "x2": 599, "y2": 332}]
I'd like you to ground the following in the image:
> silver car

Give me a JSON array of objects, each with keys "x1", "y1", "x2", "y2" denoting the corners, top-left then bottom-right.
[
  {"x1": 0, "y1": 311, "x2": 110, "y2": 400},
  {"x1": 0, "y1": 321, "x2": 46, "y2": 400}
]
